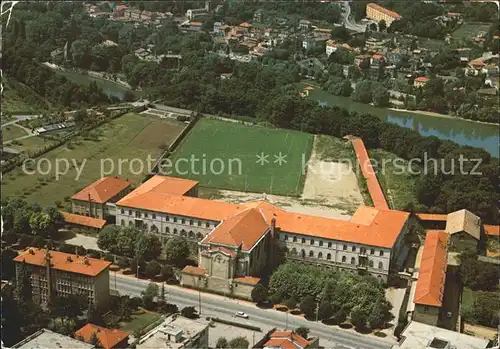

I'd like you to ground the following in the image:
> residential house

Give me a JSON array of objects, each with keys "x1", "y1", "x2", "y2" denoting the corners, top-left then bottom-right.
[
  {"x1": 113, "y1": 4, "x2": 128, "y2": 18},
  {"x1": 213, "y1": 22, "x2": 223, "y2": 35},
  {"x1": 366, "y1": 3, "x2": 402, "y2": 27},
  {"x1": 414, "y1": 76, "x2": 429, "y2": 88},
  {"x1": 325, "y1": 40, "x2": 353, "y2": 57},
  {"x1": 75, "y1": 323, "x2": 129, "y2": 349},
  {"x1": 11, "y1": 329, "x2": 93, "y2": 349},
  {"x1": 445, "y1": 209, "x2": 481, "y2": 251},
  {"x1": 71, "y1": 177, "x2": 133, "y2": 219},
  {"x1": 355, "y1": 55, "x2": 371, "y2": 68},
  {"x1": 186, "y1": 1, "x2": 209, "y2": 20},
  {"x1": 387, "y1": 48, "x2": 407, "y2": 65},
  {"x1": 137, "y1": 315, "x2": 209, "y2": 349},
  {"x1": 13, "y1": 248, "x2": 111, "y2": 306},
  {"x1": 299, "y1": 19, "x2": 312, "y2": 30},
  {"x1": 481, "y1": 63, "x2": 499, "y2": 77},
  {"x1": 258, "y1": 330, "x2": 319, "y2": 349},
  {"x1": 392, "y1": 321, "x2": 489, "y2": 349},
  {"x1": 370, "y1": 54, "x2": 386, "y2": 68},
  {"x1": 412, "y1": 231, "x2": 448, "y2": 326}
]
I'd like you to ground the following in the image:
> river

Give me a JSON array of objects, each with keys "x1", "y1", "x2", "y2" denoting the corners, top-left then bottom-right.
[
  {"x1": 304, "y1": 85, "x2": 499, "y2": 158},
  {"x1": 54, "y1": 70, "x2": 136, "y2": 100}
]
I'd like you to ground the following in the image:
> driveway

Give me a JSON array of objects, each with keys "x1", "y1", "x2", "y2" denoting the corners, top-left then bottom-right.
[{"x1": 385, "y1": 287, "x2": 406, "y2": 326}]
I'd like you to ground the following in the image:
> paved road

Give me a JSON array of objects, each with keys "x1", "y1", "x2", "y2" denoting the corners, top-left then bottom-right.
[
  {"x1": 111, "y1": 274, "x2": 394, "y2": 349},
  {"x1": 340, "y1": 1, "x2": 366, "y2": 33},
  {"x1": 1, "y1": 114, "x2": 43, "y2": 125}
]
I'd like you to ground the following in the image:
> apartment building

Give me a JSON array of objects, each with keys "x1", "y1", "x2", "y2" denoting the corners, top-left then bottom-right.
[
  {"x1": 71, "y1": 177, "x2": 133, "y2": 219},
  {"x1": 366, "y1": 3, "x2": 401, "y2": 27},
  {"x1": 13, "y1": 248, "x2": 111, "y2": 306}
]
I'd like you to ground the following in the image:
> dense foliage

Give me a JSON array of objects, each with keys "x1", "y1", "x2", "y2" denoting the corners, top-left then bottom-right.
[
  {"x1": 97, "y1": 225, "x2": 161, "y2": 259},
  {"x1": 268, "y1": 263, "x2": 392, "y2": 327},
  {"x1": 459, "y1": 252, "x2": 500, "y2": 292}
]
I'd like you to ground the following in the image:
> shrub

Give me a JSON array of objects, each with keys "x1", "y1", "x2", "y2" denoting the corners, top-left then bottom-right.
[
  {"x1": 104, "y1": 253, "x2": 115, "y2": 262},
  {"x1": 18, "y1": 234, "x2": 32, "y2": 249},
  {"x1": 145, "y1": 260, "x2": 162, "y2": 279}
]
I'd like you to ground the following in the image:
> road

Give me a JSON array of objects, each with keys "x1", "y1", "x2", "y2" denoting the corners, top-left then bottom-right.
[
  {"x1": 111, "y1": 274, "x2": 394, "y2": 349},
  {"x1": 340, "y1": 1, "x2": 366, "y2": 33}
]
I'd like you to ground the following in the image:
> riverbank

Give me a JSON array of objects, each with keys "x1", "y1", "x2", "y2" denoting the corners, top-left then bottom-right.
[
  {"x1": 43, "y1": 62, "x2": 133, "y2": 90},
  {"x1": 388, "y1": 107, "x2": 499, "y2": 126}
]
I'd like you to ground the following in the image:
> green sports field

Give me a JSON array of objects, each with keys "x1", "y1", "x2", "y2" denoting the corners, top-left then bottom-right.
[{"x1": 168, "y1": 118, "x2": 313, "y2": 196}]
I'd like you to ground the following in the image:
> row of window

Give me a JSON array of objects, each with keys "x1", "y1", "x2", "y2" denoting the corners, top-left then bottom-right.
[
  {"x1": 120, "y1": 220, "x2": 205, "y2": 240},
  {"x1": 291, "y1": 249, "x2": 385, "y2": 269},
  {"x1": 283, "y1": 235, "x2": 384, "y2": 256},
  {"x1": 121, "y1": 208, "x2": 215, "y2": 228}
]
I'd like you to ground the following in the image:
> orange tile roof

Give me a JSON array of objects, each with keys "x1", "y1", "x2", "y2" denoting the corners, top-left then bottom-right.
[
  {"x1": 484, "y1": 225, "x2": 500, "y2": 236},
  {"x1": 182, "y1": 265, "x2": 207, "y2": 276},
  {"x1": 60, "y1": 211, "x2": 107, "y2": 229},
  {"x1": 207, "y1": 246, "x2": 237, "y2": 257},
  {"x1": 367, "y1": 3, "x2": 402, "y2": 19},
  {"x1": 13, "y1": 248, "x2": 111, "y2": 276},
  {"x1": 415, "y1": 213, "x2": 447, "y2": 221},
  {"x1": 351, "y1": 138, "x2": 389, "y2": 210},
  {"x1": 415, "y1": 76, "x2": 429, "y2": 82},
  {"x1": 247, "y1": 201, "x2": 409, "y2": 248},
  {"x1": 72, "y1": 177, "x2": 133, "y2": 204},
  {"x1": 234, "y1": 276, "x2": 261, "y2": 285},
  {"x1": 123, "y1": 175, "x2": 198, "y2": 198},
  {"x1": 75, "y1": 324, "x2": 129, "y2": 349},
  {"x1": 414, "y1": 231, "x2": 448, "y2": 307},
  {"x1": 265, "y1": 331, "x2": 309, "y2": 349},
  {"x1": 470, "y1": 59, "x2": 485, "y2": 66},
  {"x1": 239, "y1": 22, "x2": 252, "y2": 28},
  {"x1": 202, "y1": 208, "x2": 270, "y2": 251}
]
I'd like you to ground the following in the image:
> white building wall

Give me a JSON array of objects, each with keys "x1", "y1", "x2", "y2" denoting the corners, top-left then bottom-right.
[{"x1": 278, "y1": 232, "x2": 392, "y2": 280}]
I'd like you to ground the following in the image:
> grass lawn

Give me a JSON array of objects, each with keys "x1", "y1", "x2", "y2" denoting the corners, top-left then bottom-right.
[
  {"x1": 168, "y1": 118, "x2": 313, "y2": 196},
  {"x1": 462, "y1": 287, "x2": 476, "y2": 310},
  {"x1": 2, "y1": 124, "x2": 29, "y2": 142},
  {"x1": 2, "y1": 113, "x2": 185, "y2": 206},
  {"x1": 3, "y1": 76, "x2": 51, "y2": 114},
  {"x1": 7, "y1": 136, "x2": 60, "y2": 155},
  {"x1": 119, "y1": 309, "x2": 162, "y2": 334},
  {"x1": 314, "y1": 135, "x2": 356, "y2": 163},
  {"x1": 452, "y1": 22, "x2": 491, "y2": 41},
  {"x1": 368, "y1": 149, "x2": 419, "y2": 210}
]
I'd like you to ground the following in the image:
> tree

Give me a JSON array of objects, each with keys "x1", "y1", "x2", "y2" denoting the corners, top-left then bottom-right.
[
  {"x1": 145, "y1": 260, "x2": 162, "y2": 279},
  {"x1": 160, "y1": 265, "x2": 175, "y2": 282},
  {"x1": 251, "y1": 284, "x2": 269, "y2": 304},
  {"x1": 352, "y1": 80, "x2": 373, "y2": 104},
  {"x1": 331, "y1": 25, "x2": 350, "y2": 42},
  {"x1": 285, "y1": 296, "x2": 298, "y2": 310},
  {"x1": 350, "y1": 305, "x2": 368, "y2": 329},
  {"x1": 294, "y1": 326, "x2": 309, "y2": 339},
  {"x1": 379, "y1": 20, "x2": 387, "y2": 32},
  {"x1": 97, "y1": 225, "x2": 119, "y2": 252},
  {"x1": 29, "y1": 212, "x2": 52, "y2": 237},
  {"x1": 181, "y1": 306, "x2": 197, "y2": 319},
  {"x1": 332, "y1": 308, "x2": 348, "y2": 324},
  {"x1": 130, "y1": 255, "x2": 146, "y2": 275},
  {"x1": 229, "y1": 336, "x2": 249, "y2": 349},
  {"x1": 142, "y1": 283, "x2": 159, "y2": 310},
  {"x1": 372, "y1": 87, "x2": 390, "y2": 107},
  {"x1": 1, "y1": 249, "x2": 18, "y2": 280},
  {"x1": 300, "y1": 296, "x2": 316, "y2": 319},
  {"x1": 216, "y1": 337, "x2": 229, "y2": 349},
  {"x1": 368, "y1": 299, "x2": 392, "y2": 329},
  {"x1": 318, "y1": 300, "x2": 334, "y2": 320},
  {"x1": 135, "y1": 234, "x2": 162, "y2": 260},
  {"x1": 164, "y1": 236, "x2": 190, "y2": 267}
]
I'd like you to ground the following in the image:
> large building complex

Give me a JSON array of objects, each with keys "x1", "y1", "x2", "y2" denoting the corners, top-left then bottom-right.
[
  {"x1": 13, "y1": 248, "x2": 111, "y2": 306},
  {"x1": 109, "y1": 175, "x2": 413, "y2": 297},
  {"x1": 366, "y1": 3, "x2": 402, "y2": 27}
]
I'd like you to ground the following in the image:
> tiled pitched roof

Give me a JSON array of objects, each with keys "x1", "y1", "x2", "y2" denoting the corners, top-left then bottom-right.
[
  {"x1": 484, "y1": 225, "x2": 500, "y2": 236},
  {"x1": 60, "y1": 211, "x2": 107, "y2": 229},
  {"x1": 367, "y1": 3, "x2": 402, "y2": 19},
  {"x1": 234, "y1": 276, "x2": 261, "y2": 285},
  {"x1": 13, "y1": 248, "x2": 111, "y2": 276},
  {"x1": 207, "y1": 246, "x2": 237, "y2": 257},
  {"x1": 415, "y1": 213, "x2": 447, "y2": 221},
  {"x1": 201, "y1": 208, "x2": 270, "y2": 251},
  {"x1": 350, "y1": 138, "x2": 389, "y2": 210},
  {"x1": 446, "y1": 209, "x2": 481, "y2": 240},
  {"x1": 72, "y1": 177, "x2": 133, "y2": 204},
  {"x1": 415, "y1": 76, "x2": 429, "y2": 82},
  {"x1": 182, "y1": 265, "x2": 207, "y2": 276},
  {"x1": 122, "y1": 175, "x2": 198, "y2": 198},
  {"x1": 75, "y1": 324, "x2": 129, "y2": 349},
  {"x1": 414, "y1": 231, "x2": 448, "y2": 307},
  {"x1": 265, "y1": 331, "x2": 309, "y2": 349}
]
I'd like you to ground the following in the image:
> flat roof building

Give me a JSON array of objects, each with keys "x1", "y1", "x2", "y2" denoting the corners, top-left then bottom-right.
[
  {"x1": 11, "y1": 329, "x2": 93, "y2": 349},
  {"x1": 393, "y1": 321, "x2": 489, "y2": 349}
]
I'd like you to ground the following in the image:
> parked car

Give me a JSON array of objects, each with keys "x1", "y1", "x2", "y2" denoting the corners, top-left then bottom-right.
[{"x1": 235, "y1": 311, "x2": 249, "y2": 319}]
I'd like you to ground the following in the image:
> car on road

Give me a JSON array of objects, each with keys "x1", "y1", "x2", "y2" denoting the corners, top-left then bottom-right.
[{"x1": 235, "y1": 311, "x2": 249, "y2": 319}]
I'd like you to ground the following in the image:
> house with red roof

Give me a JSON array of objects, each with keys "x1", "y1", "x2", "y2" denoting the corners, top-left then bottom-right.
[
  {"x1": 71, "y1": 177, "x2": 133, "y2": 219},
  {"x1": 75, "y1": 323, "x2": 129, "y2": 349},
  {"x1": 412, "y1": 230, "x2": 449, "y2": 326},
  {"x1": 258, "y1": 329, "x2": 318, "y2": 349}
]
